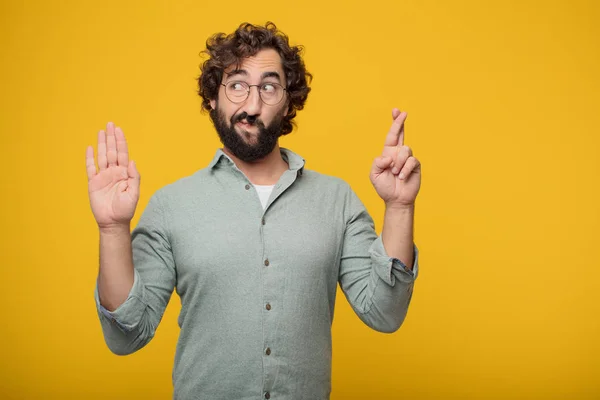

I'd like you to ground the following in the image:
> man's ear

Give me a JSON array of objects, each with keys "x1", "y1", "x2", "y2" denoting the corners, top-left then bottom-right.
[{"x1": 210, "y1": 99, "x2": 216, "y2": 110}]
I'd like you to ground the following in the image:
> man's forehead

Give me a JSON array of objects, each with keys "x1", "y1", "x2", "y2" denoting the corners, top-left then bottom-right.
[{"x1": 224, "y1": 49, "x2": 284, "y2": 76}]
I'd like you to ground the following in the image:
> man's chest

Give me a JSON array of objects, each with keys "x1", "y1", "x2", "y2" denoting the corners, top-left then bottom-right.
[{"x1": 168, "y1": 192, "x2": 347, "y2": 296}]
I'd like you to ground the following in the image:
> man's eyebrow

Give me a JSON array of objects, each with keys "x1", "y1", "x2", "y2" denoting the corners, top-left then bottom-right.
[
  {"x1": 224, "y1": 69, "x2": 283, "y2": 83},
  {"x1": 261, "y1": 71, "x2": 282, "y2": 82},
  {"x1": 225, "y1": 69, "x2": 248, "y2": 78}
]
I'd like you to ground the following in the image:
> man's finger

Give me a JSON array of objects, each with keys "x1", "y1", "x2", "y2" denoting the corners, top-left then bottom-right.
[
  {"x1": 106, "y1": 121, "x2": 118, "y2": 167},
  {"x1": 391, "y1": 145, "x2": 412, "y2": 175},
  {"x1": 97, "y1": 130, "x2": 107, "y2": 170},
  {"x1": 86, "y1": 145, "x2": 97, "y2": 181},
  {"x1": 384, "y1": 110, "x2": 407, "y2": 147},
  {"x1": 372, "y1": 156, "x2": 393, "y2": 174},
  {"x1": 127, "y1": 160, "x2": 141, "y2": 199},
  {"x1": 398, "y1": 117, "x2": 405, "y2": 147},
  {"x1": 398, "y1": 157, "x2": 421, "y2": 180},
  {"x1": 115, "y1": 127, "x2": 129, "y2": 167},
  {"x1": 128, "y1": 160, "x2": 140, "y2": 181}
]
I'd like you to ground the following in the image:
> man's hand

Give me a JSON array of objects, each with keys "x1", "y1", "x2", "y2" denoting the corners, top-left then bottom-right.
[
  {"x1": 370, "y1": 109, "x2": 421, "y2": 207},
  {"x1": 86, "y1": 122, "x2": 141, "y2": 230}
]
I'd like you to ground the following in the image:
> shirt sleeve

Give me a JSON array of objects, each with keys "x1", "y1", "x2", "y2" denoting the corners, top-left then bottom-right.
[
  {"x1": 94, "y1": 191, "x2": 176, "y2": 355},
  {"x1": 338, "y1": 186, "x2": 419, "y2": 333}
]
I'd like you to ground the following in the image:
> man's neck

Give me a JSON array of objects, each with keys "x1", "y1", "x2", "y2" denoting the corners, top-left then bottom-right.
[{"x1": 222, "y1": 144, "x2": 289, "y2": 185}]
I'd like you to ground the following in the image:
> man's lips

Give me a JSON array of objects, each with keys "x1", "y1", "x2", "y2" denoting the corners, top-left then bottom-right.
[{"x1": 236, "y1": 121, "x2": 257, "y2": 129}]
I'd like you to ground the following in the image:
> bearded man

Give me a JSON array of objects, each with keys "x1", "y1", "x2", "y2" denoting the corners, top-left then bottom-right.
[{"x1": 86, "y1": 21, "x2": 421, "y2": 400}]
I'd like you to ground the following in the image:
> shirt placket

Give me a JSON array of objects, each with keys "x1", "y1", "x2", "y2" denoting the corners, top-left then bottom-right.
[{"x1": 259, "y1": 169, "x2": 301, "y2": 399}]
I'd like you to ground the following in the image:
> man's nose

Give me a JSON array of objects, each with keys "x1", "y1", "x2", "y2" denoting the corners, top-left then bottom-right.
[{"x1": 242, "y1": 86, "x2": 262, "y2": 116}]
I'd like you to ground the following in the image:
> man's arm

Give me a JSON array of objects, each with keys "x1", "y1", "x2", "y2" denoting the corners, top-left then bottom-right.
[
  {"x1": 87, "y1": 122, "x2": 139, "y2": 313},
  {"x1": 97, "y1": 225, "x2": 135, "y2": 311},
  {"x1": 93, "y1": 192, "x2": 177, "y2": 355},
  {"x1": 338, "y1": 108, "x2": 421, "y2": 333},
  {"x1": 338, "y1": 187, "x2": 418, "y2": 333},
  {"x1": 381, "y1": 204, "x2": 415, "y2": 271},
  {"x1": 371, "y1": 108, "x2": 421, "y2": 272},
  {"x1": 87, "y1": 123, "x2": 175, "y2": 355}
]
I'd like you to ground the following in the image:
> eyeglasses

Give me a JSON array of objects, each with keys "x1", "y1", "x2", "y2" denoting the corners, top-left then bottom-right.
[{"x1": 221, "y1": 81, "x2": 287, "y2": 105}]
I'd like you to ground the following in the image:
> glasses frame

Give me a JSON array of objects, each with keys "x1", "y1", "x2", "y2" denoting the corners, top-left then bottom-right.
[{"x1": 220, "y1": 81, "x2": 287, "y2": 106}]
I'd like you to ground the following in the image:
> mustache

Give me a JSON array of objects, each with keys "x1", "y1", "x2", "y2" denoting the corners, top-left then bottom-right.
[{"x1": 231, "y1": 112, "x2": 264, "y2": 127}]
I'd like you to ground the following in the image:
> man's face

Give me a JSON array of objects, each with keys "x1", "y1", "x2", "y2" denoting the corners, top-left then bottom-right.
[{"x1": 209, "y1": 48, "x2": 289, "y2": 162}]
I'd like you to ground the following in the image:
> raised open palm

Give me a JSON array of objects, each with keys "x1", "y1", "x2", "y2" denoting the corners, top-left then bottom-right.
[{"x1": 86, "y1": 122, "x2": 140, "y2": 228}]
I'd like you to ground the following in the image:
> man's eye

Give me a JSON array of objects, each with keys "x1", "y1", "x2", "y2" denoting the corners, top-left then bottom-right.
[
  {"x1": 261, "y1": 83, "x2": 275, "y2": 92},
  {"x1": 230, "y1": 82, "x2": 245, "y2": 91}
]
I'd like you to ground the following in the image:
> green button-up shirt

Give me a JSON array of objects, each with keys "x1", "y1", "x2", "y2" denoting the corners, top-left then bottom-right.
[{"x1": 95, "y1": 148, "x2": 419, "y2": 400}]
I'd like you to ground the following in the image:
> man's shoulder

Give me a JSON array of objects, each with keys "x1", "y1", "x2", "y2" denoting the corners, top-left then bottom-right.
[
  {"x1": 152, "y1": 166, "x2": 214, "y2": 200},
  {"x1": 299, "y1": 168, "x2": 355, "y2": 197},
  {"x1": 301, "y1": 168, "x2": 348, "y2": 186}
]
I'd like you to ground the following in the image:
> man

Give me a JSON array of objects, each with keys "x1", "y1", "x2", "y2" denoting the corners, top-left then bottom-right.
[{"x1": 86, "y1": 22, "x2": 421, "y2": 400}]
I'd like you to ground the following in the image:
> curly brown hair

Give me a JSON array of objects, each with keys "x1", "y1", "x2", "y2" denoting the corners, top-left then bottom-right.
[{"x1": 198, "y1": 22, "x2": 312, "y2": 136}]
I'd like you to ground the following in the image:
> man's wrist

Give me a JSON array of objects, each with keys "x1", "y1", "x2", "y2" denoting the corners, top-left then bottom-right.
[
  {"x1": 384, "y1": 202, "x2": 415, "y2": 213},
  {"x1": 99, "y1": 223, "x2": 131, "y2": 236}
]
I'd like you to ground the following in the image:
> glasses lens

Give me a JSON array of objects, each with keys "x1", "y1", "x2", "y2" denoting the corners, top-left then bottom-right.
[
  {"x1": 225, "y1": 81, "x2": 249, "y2": 102},
  {"x1": 224, "y1": 81, "x2": 285, "y2": 105},
  {"x1": 260, "y1": 83, "x2": 284, "y2": 105}
]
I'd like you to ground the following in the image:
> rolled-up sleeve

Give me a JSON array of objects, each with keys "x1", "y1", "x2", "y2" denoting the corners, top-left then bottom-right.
[
  {"x1": 94, "y1": 191, "x2": 176, "y2": 355},
  {"x1": 338, "y1": 187, "x2": 419, "y2": 333}
]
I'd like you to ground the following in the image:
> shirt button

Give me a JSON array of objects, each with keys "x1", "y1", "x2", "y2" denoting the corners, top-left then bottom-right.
[
  {"x1": 265, "y1": 392, "x2": 270, "y2": 399},
  {"x1": 265, "y1": 303, "x2": 271, "y2": 311},
  {"x1": 261, "y1": 217, "x2": 266, "y2": 225},
  {"x1": 245, "y1": 184, "x2": 251, "y2": 190},
  {"x1": 265, "y1": 347, "x2": 271, "y2": 356},
  {"x1": 264, "y1": 259, "x2": 270, "y2": 266}
]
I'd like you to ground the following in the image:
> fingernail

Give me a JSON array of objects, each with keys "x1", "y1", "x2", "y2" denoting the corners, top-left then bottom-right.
[{"x1": 399, "y1": 172, "x2": 405, "y2": 180}]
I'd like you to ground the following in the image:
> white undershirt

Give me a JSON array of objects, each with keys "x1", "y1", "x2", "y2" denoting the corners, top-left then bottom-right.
[{"x1": 253, "y1": 184, "x2": 275, "y2": 210}]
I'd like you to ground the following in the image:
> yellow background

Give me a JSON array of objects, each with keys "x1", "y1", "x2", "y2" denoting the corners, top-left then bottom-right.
[{"x1": 1, "y1": 0, "x2": 599, "y2": 398}]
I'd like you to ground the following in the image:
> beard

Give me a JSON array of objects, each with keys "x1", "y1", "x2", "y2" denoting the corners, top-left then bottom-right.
[{"x1": 209, "y1": 104, "x2": 286, "y2": 162}]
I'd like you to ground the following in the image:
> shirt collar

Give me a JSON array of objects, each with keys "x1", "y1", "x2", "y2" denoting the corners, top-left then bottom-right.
[{"x1": 208, "y1": 148, "x2": 306, "y2": 174}]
